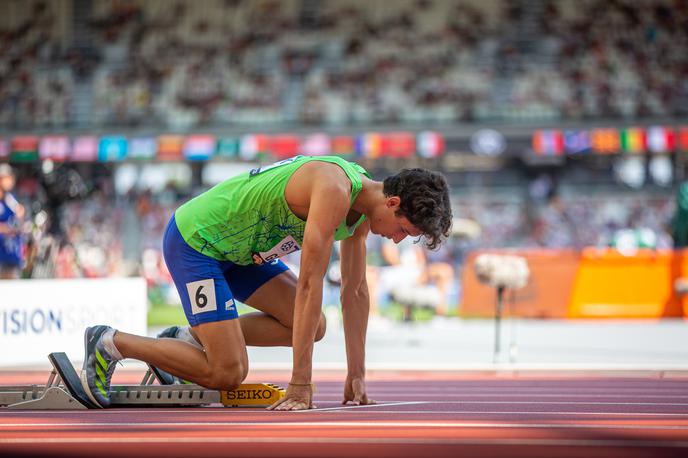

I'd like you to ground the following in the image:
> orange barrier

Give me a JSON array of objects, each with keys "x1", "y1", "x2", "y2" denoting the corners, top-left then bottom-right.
[
  {"x1": 460, "y1": 248, "x2": 688, "y2": 319},
  {"x1": 461, "y1": 249, "x2": 580, "y2": 318},
  {"x1": 568, "y1": 248, "x2": 686, "y2": 318}
]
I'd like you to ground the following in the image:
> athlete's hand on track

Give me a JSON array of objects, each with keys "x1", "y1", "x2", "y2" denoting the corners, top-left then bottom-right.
[
  {"x1": 342, "y1": 376, "x2": 376, "y2": 406},
  {"x1": 267, "y1": 383, "x2": 315, "y2": 411}
]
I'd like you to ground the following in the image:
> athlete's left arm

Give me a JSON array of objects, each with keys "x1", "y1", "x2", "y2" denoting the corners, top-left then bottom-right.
[{"x1": 339, "y1": 219, "x2": 376, "y2": 406}]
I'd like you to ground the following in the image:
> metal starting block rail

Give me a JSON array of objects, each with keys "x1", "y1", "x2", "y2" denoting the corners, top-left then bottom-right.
[{"x1": 0, "y1": 352, "x2": 285, "y2": 410}]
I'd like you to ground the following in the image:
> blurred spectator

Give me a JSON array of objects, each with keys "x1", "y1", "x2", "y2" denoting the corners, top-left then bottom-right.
[
  {"x1": 372, "y1": 237, "x2": 446, "y2": 319},
  {"x1": 532, "y1": 194, "x2": 581, "y2": 249},
  {"x1": 672, "y1": 182, "x2": 688, "y2": 247},
  {"x1": 420, "y1": 243, "x2": 457, "y2": 315},
  {"x1": 0, "y1": 164, "x2": 25, "y2": 279}
]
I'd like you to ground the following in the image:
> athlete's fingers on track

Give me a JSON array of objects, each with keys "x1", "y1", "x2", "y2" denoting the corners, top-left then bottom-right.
[
  {"x1": 343, "y1": 395, "x2": 376, "y2": 406},
  {"x1": 274, "y1": 400, "x2": 309, "y2": 411},
  {"x1": 268, "y1": 397, "x2": 315, "y2": 411},
  {"x1": 342, "y1": 377, "x2": 375, "y2": 405},
  {"x1": 356, "y1": 394, "x2": 376, "y2": 405},
  {"x1": 266, "y1": 398, "x2": 285, "y2": 410}
]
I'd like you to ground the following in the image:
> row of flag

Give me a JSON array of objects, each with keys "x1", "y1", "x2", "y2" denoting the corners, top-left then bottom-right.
[
  {"x1": 533, "y1": 126, "x2": 688, "y2": 156},
  {"x1": 0, "y1": 131, "x2": 446, "y2": 163}
]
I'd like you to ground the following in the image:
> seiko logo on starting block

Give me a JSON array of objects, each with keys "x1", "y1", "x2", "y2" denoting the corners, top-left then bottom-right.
[
  {"x1": 225, "y1": 389, "x2": 272, "y2": 400},
  {"x1": 220, "y1": 383, "x2": 285, "y2": 407}
]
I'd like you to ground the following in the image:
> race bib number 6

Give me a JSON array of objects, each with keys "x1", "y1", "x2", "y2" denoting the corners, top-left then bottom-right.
[{"x1": 186, "y1": 279, "x2": 217, "y2": 315}]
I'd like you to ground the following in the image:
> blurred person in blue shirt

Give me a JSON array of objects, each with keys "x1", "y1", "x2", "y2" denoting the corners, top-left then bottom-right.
[{"x1": 0, "y1": 164, "x2": 25, "y2": 279}]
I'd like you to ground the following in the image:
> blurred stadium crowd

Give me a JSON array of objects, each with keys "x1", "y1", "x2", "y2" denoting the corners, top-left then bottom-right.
[
  {"x1": 0, "y1": 0, "x2": 685, "y2": 318},
  {"x1": 1, "y1": 0, "x2": 687, "y2": 128}
]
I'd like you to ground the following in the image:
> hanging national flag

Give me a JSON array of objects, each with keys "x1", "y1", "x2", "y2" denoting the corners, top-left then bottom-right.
[
  {"x1": 70, "y1": 136, "x2": 98, "y2": 162},
  {"x1": 98, "y1": 136, "x2": 128, "y2": 162},
  {"x1": 532, "y1": 130, "x2": 564, "y2": 155},
  {"x1": 39, "y1": 136, "x2": 70, "y2": 161},
  {"x1": 331, "y1": 136, "x2": 355, "y2": 157},
  {"x1": 563, "y1": 130, "x2": 591, "y2": 155},
  {"x1": 680, "y1": 127, "x2": 688, "y2": 152},
  {"x1": 647, "y1": 126, "x2": 676, "y2": 153},
  {"x1": 239, "y1": 134, "x2": 269, "y2": 161},
  {"x1": 620, "y1": 128, "x2": 647, "y2": 154},
  {"x1": 10, "y1": 136, "x2": 39, "y2": 162},
  {"x1": 158, "y1": 135, "x2": 184, "y2": 161},
  {"x1": 301, "y1": 133, "x2": 331, "y2": 156},
  {"x1": 183, "y1": 135, "x2": 216, "y2": 161},
  {"x1": 591, "y1": 128, "x2": 620, "y2": 154},
  {"x1": 269, "y1": 135, "x2": 301, "y2": 160},
  {"x1": 417, "y1": 131, "x2": 445, "y2": 158},
  {"x1": 216, "y1": 137, "x2": 240, "y2": 159},
  {"x1": 357, "y1": 133, "x2": 383, "y2": 158},
  {"x1": 128, "y1": 137, "x2": 157, "y2": 160},
  {"x1": 384, "y1": 132, "x2": 415, "y2": 158}
]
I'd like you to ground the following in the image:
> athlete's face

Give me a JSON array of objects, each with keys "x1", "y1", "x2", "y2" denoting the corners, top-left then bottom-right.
[
  {"x1": 0, "y1": 174, "x2": 13, "y2": 193},
  {"x1": 369, "y1": 196, "x2": 422, "y2": 244}
]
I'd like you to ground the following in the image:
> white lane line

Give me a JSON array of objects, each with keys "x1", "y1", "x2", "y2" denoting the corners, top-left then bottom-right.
[
  {"x1": 2, "y1": 421, "x2": 688, "y2": 430},
  {"x1": 319, "y1": 386, "x2": 688, "y2": 389},
  {"x1": 1, "y1": 437, "x2": 688, "y2": 448},
  {"x1": 3, "y1": 409, "x2": 687, "y2": 416},
  {"x1": 295, "y1": 401, "x2": 428, "y2": 412},
  {"x1": 318, "y1": 399, "x2": 688, "y2": 406},
  {"x1": 317, "y1": 386, "x2": 688, "y2": 390},
  {"x1": 315, "y1": 393, "x2": 688, "y2": 397},
  {"x1": 2, "y1": 400, "x2": 687, "y2": 415},
  {"x1": 322, "y1": 410, "x2": 688, "y2": 417},
  {"x1": 314, "y1": 393, "x2": 688, "y2": 398},
  {"x1": 0, "y1": 402, "x2": 430, "y2": 415},
  {"x1": 314, "y1": 392, "x2": 688, "y2": 398},
  {"x1": 316, "y1": 387, "x2": 688, "y2": 391}
]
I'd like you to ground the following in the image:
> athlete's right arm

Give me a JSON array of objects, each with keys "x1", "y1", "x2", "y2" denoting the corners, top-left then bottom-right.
[{"x1": 268, "y1": 169, "x2": 352, "y2": 411}]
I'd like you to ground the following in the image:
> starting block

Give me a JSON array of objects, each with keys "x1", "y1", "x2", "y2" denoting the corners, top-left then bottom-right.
[
  {"x1": 221, "y1": 383, "x2": 285, "y2": 407},
  {"x1": 0, "y1": 352, "x2": 285, "y2": 410}
]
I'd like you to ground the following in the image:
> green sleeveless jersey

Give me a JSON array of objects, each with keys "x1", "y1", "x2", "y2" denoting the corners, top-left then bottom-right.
[{"x1": 174, "y1": 155, "x2": 371, "y2": 265}]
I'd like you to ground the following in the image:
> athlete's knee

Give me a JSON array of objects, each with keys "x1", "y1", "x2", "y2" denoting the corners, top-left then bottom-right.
[
  {"x1": 314, "y1": 312, "x2": 327, "y2": 342},
  {"x1": 202, "y1": 360, "x2": 248, "y2": 391}
]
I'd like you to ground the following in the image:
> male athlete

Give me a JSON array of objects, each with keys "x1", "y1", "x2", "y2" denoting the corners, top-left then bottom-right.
[{"x1": 81, "y1": 155, "x2": 452, "y2": 410}]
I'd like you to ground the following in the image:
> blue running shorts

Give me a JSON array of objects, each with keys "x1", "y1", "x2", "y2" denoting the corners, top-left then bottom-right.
[{"x1": 162, "y1": 216, "x2": 290, "y2": 326}]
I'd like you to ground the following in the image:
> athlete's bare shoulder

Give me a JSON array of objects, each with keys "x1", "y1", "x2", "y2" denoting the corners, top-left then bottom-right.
[
  {"x1": 285, "y1": 161, "x2": 351, "y2": 220},
  {"x1": 299, "y1": 160, "x2": 350, "y2": 185}
]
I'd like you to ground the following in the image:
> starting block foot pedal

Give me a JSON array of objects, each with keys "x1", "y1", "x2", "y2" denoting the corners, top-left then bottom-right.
[
  {"x1": 48, "y1": 352, "x2": 100, "y2": 409},
  {"x1": 147, "y1": 364, "x2": 177, "y2": 385}
]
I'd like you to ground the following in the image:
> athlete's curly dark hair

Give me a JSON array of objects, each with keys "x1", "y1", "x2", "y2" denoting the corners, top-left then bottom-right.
[{"x1": 383, "y1": 168, "x2": 452, "y2": 250}]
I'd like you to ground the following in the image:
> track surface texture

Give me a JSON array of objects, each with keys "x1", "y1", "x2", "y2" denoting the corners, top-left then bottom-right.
[{"x1": 2, "y1": 371, "x2": 688, "y2": 458}]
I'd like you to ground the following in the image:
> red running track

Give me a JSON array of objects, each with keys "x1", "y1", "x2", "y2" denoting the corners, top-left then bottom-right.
[{"x1": 1, "y1": 370, "x2": 688, "y2": 458}]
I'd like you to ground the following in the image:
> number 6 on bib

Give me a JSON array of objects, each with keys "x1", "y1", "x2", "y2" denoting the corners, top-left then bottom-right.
[{"x1": 186, "y1": 279, "x2": 217, "y2": 315}]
